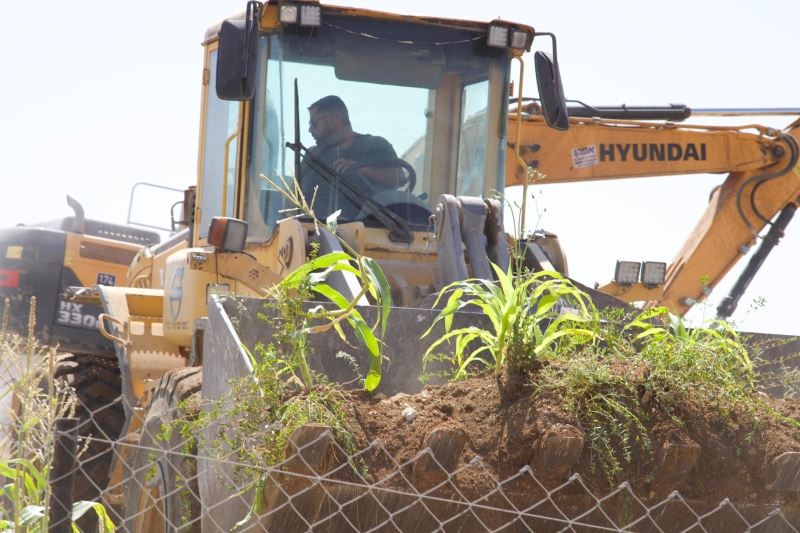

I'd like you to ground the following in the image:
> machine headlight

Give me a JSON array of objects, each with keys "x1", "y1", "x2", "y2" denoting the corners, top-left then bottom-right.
[
  {"x1": 614, "y1": 261, "x2": 641, "y2": 286},
  {"x1": 641, "y1": 261, "x2": 667, "y2": 287},
  {"x1": 279, "y1": 4, "x2": 299, "y2": 24},
  {"x1": 300, "y1": 4, "x2": 321, "y2": 27},
  {"x1": 487, "y1": 25, "x2": 509, "y2": 48},
  {"x1": 510, "y1": 29, "x2": 531, "y2": 50}
]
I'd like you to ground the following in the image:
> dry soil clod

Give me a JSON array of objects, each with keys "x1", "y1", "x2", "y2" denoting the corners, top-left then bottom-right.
[
  {"x1": 413, "y1": 427, "x2": 467, "y2": 482},
  {"x1": 768, "y1": 451, "x2": 800, "y2": 493},
  {"x1": 530, "y1": 423, "x2": 584, "y2": 479},
  {"x1": 653, "y1": 432, "x2": 701, "y2": 488}
]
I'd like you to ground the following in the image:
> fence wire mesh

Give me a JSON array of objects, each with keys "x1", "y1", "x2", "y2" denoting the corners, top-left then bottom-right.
[{"x1": 8, "y1": 389, "x2": 796, "y2": 533}]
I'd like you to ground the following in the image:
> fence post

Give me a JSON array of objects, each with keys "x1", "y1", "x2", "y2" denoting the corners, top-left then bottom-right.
[{"x1": 49, "y1": 417, "x2": 79, "y2": 533}]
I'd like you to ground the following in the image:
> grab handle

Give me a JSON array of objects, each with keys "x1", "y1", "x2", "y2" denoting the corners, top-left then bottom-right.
[{"x1": 98, "y1": 313, "x2": 129, "y2": 346}]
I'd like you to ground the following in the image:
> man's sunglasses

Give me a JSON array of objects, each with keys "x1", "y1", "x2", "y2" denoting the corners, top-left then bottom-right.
[{"x1": 309, "y1": 114, "x2": 333, "y2": 127}]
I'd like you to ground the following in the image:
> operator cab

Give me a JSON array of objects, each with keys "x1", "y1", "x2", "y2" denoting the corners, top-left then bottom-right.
[{"x1": 196, "y1": 2, "x2": 560, "y2": 246}]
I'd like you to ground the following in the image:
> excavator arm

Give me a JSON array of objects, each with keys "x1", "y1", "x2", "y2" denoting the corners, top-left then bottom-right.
[{"x1": 506, "y1": 111, "x2": 800, "y2": 316}]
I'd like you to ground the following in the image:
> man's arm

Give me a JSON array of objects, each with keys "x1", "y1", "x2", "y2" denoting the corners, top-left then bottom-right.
[
  {"x1": 335, "y1": 135, "x2": 407, "y2": 188},
  {"x1": 333, "y1": 159, "x2": 407, "y2": 186}
]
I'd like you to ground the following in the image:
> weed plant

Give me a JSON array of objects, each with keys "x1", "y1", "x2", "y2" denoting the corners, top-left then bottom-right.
[
  {"x1": 169, "y1": 173, "x2": 394, "y2": 528},
  {"x1": 176, "y1": 282, "x2": 365, "y2": 530}
]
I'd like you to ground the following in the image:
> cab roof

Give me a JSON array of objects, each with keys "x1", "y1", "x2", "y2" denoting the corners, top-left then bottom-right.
[{"x1": 203, "y1": 1, "x2": 535, "y2": 44}]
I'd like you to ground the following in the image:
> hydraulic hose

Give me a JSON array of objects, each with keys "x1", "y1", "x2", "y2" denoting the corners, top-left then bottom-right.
[{"x1": 735, "y1": 132, "x2": 799, "y2": 235}]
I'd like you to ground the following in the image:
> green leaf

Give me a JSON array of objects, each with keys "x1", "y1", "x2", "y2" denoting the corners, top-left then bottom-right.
[
  {"x1": 281, "y1": 252, "x2": 353, "y2": 288},
  {"x1": 72, "y1": 500, "x2": 116, "y2": 532},
  {"x1": 360, "y1": 256, "x2": 392, "y2": 337},
  {"x1": 20, "y1": 504, "x2": 45, "y2": 526},
  {"x1": 364, "y1": 358, "x2": 382, "y2": 392},
  {"x1": 233, "y1": 478, "x2": 266, "y2": 531}
]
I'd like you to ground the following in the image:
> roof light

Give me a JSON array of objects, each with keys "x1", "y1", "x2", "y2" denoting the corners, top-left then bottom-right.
[
  {"x1": 300, "y1": 4, "x2": 321, "y2": 27},
  {"x1": 487, "y1": 25, "x2": 509, "y2": 48},
  {"x1": 641, "y1": 261, "x2": 667, "y2": 287},
  {"x1": 208, "y1": 217, "x2": 248, "y2": 253},
  {"x1": 510, "y1": 29, "x2": 531, "y2": 50},
  {"x1": 614, "y1": 261, "x2": 641, "y2": 286},
  {"x1": 279, "y1": 4, "x2": 299, "y2": 24}
]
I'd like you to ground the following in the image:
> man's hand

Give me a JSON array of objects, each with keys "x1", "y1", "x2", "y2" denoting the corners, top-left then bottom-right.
[
  {"x1": 333, "y1": 158, "x2": 357, "y2": 174},
  {"x1": 334, "y1": 158, "x2": 408, "y2": 188}
]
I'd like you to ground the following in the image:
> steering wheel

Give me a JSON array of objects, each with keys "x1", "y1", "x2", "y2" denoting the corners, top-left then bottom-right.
[
  {"x1": 395, "y1": 158, "x2": 417, "y2": 193},
  {"x1": 348, "y1": 158, "x2": 417, "y2": 193}
]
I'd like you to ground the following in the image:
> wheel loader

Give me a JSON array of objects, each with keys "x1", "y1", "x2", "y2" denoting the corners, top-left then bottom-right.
[
  {"x1": 10, "y1": 1, "x2": 800, "y2": 526},
  {"x1": 0, "y1": 188, "x2": 192, "y2": 506},
  {"x1": 46, "y1": 1, "x2": 575, "y2": 528}
]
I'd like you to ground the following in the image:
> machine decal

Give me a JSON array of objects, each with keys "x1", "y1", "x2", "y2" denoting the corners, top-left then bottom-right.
[
  {"x1": 278, "y1": 237, "x2": 294, "y2": 274},
  {"x1": 56, "y1": 301, "x2": 98, "y2": 329},
  {"x1": 5, "y1": 246, "x2": 22, "y2": 260},
  {"x1": 571, "y1": 145, "x2": 598, "y2": 169},
  {"x1": 0, "y1": 269, "x2": 20, "y2": 288},
  {"x1": 96, "y1": 273, "x2": 117, "y2": 286},
  {"x1": 599, "y1": 143, "x2": 707, "y2": 162},
  {"x1": 168, "y1": 266, "x2": 184, "y2": 322}
]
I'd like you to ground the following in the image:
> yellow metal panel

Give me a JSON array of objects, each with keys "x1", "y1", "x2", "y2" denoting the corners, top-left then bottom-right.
[
  {"x1": 63, "y1": 233, "x2": 140, "y2": 287},
  {"x1": 98, "y1": 286, "x2": 185, "y2": 402},
  {"x1": 506, "y1": 115, "x2": 781, "y2": 186},
  {"x1": 125, "y1": 292, "x2": 164, "y2": 318}
]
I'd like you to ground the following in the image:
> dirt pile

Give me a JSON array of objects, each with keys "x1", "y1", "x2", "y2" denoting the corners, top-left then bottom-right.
[{"x1": 334, "y1": 372, "x2": 800, "y2": 527}]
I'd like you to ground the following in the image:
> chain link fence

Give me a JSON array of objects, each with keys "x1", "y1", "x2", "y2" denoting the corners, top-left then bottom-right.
[{"x1": 15, "y1": 391, "x2": 795, "y2": 533}]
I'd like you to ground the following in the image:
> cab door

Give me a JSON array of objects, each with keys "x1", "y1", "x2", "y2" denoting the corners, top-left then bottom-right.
[{"x1": 195, "y1": 43, "x2": 244, "y2": 246}]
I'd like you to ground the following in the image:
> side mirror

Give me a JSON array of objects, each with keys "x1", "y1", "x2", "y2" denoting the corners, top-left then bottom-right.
[
  {"x1": 216, "y1": 2, "x2": 261, "y2": 101},
  {"x1": 534, "y1": 51, "x2": 569, "y2": 131}
]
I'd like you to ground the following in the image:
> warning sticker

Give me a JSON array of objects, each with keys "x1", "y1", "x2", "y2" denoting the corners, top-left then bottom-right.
[{"x1": 572, "y1": 145, "x2": 598, "y2": 169}]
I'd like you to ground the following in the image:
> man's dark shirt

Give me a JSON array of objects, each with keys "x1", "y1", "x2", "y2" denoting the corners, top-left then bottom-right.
[{"x1": 300, "y1": 134, "x2": 398, "y2": 220}]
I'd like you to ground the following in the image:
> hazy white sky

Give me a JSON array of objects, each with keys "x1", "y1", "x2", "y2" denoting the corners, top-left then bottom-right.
[{"x1": 1, "y1": 0, "x2": 799, "y2": 334}]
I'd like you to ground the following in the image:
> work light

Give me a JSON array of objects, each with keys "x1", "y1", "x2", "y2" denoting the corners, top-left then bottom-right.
[
  {"x1": 279, "y1": 4, "x2": 299, "y2": 24},
  {"x1": 641, "y1": 261, "x2": 667, "y2": 287},
  {"x1": 300, "y1": 4, "x2": 321, "y2": 27},
  {"x1": 208, "y1": 217, "x2": 249, "y2": 253},
  {"x1": 614, "y1": 261, "x2": 641, "y2": 286},
  {"x1": 510, "y1": 29, "x2": 531, "y2": 50},
  {"x1": 487, "y1": 25, "x2": 509, "y2": 48}
]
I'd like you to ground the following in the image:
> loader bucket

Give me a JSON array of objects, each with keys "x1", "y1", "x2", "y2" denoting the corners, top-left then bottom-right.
[
  {"x1": 202, "y1": 295, "x2": 491, "y2": 396},
  {"x1": 198, "y1": 294, "x2": 491, "y2": 531}
]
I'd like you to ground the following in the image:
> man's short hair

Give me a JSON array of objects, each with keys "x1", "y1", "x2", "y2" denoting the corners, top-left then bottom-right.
[{"x1": 309, "y1": 95, "x2": 350, "y2": 123}]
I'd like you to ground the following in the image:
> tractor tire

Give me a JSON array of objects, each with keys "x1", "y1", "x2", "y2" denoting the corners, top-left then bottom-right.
[
  {"x1": 52, "y1": 353, "x2": 126, "y2": 503},
  {"x1": 123, "y1": 367, "x2": 202, "y2": 533}
]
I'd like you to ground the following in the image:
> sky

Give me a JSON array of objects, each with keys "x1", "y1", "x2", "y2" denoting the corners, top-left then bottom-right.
[{"x1": 1, "y1": 0, "x2": 799, "y2": 334}]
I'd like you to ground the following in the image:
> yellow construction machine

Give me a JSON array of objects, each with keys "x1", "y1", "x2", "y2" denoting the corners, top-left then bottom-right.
[
  {"x1": 60, "y1": 1, "x2": 573, "y2": 528},
  {"x1": 505, "y1": 103, "x2": 800, "y2": 319},
  {"x1": 51, "y1": 1, "x2": 800, "y2": 526},
  {"x1": 0, "y1": 187, "x2": 188, "y2": 505}
]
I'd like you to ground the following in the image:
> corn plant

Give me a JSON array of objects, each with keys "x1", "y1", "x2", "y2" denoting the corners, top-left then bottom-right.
[
  {"x1": 0, "y1": 458, "x2": 115, "y2": 532},
  {"x1": 0, "y1": 300, "x2": 115, "y2": 532},
  {"x1": 260, "y1": 173, "x2": 392, "y2": 392},
  {"x1": 423, "y1": 265, "x2": 599, "y2": 380},
  {"x1": 272, "y1": 251, "x2": 390, "y2": 392}
]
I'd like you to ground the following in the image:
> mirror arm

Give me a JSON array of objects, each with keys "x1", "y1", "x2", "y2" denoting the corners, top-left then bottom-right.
[
  {"x1": 533, "y1": 32, "x2": 558, "y2": 66},
  {"x1": 513, "y1": 56, "x2": 529, "y2": 241},
  {"x1": 242, "y1": 2, "x2": 263, "y2": 79}
]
